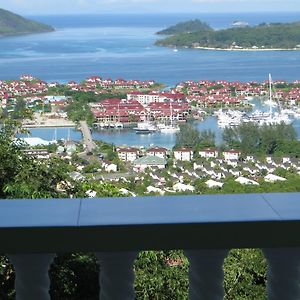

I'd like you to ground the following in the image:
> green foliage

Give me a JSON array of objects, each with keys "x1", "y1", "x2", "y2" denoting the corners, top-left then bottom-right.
[
  {"x1": 11, "y1": 99, "x2": 32, "y2": 120},
  {"x1": 157, "y1": 19, "x2": 212, "y2": 35},
  {"x1": 224, "y1": 249, "x2": 267, "y2": 300},
  {"x1": 0, "y1": 123, "x2": 76, "y2": 199},
  {"x1": 199, "y1": 129, "x2": 216, "y2": 148},
  {"x1": 0, "y1": 256, "x2": 15, "y2": 299},
  {"x1": 175, "y1": 124, "x2": 216, "y2": 149},
  {"x1": 0, "y1": 8, "x2": 54, "y2": 35},
  {"x1": 65, "y1": 94, "x2": 95, "y2": 125},
  {"x1": 49, "y1": 253, "x2": 99, "y2": 300},
  {"x1": 156, "y1": 20, "x2": 300, "y2": 49},
  {"x1": 175, "y1": 124, "x2": 201, "y2": 148},
  {"x1": 135, "y1": 251, "x2": 189, "y2": 300},
  {"x1": 222, "y1": 122, "x2": 299, "y2": 156}
]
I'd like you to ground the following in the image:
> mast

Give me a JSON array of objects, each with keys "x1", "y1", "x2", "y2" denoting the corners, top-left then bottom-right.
[
  {"x1": 269, "y1": 73, "x2": 273, "y2": 115},
  {"x1": 67, "y1": 128, "x2": 71, "y2": 142}
]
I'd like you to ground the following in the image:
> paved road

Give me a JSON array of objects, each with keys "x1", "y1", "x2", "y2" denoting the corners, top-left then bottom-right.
[{"x1": 79, "y1": 121, "x2": 97, "y2": 153}]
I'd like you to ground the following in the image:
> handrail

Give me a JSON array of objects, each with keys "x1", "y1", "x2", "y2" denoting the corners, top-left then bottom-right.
[{"x1": 1, "y1": 192, "x2": 300, "y2": 253}]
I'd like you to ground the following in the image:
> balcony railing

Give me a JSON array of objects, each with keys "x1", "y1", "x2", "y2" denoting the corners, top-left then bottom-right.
[{"x1": 1, "y1": 192, "x2": 300, "y2": 299}]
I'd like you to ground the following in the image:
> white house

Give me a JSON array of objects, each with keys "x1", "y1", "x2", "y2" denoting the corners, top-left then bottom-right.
[
  {"x1": 146, "y1": 147, "x2": 168, "y2": 159},
  {"x1": 235, "y1": 176, "x2": 259, "y2": 185},
  {"x1": 205, "y1": 179, "x2": 224, "y2": 188},
  {"x1": 133, "y1": 156, "x2": 167, "y2": 172},
  {"x1": 223, "y1": 149, "x2": 241, "y2": 161},
  {"x1": 117, "y1": 147, "x2": 139, "y2": 162},
  {"x1": 119, "y1": 188, "x2": 137, "y2": 197},
  {"x1": 102, "y1": 161, "x2": 118, "y2": 172},
  {"x1": 264, "y1": 174, "x2": 287, "y2": 182},
  {"x1": 174, "y1": 148, "x2": 193, "y2": 161},
  {"x1": 198, "y1": 148, "x2": 219, "y2": 159},
  {"x1": 173, "y1": 182, "x2": 195, "y2": 192},
  {"x1": 146, "y1": 186, "x2": 165, "y2": 195}
]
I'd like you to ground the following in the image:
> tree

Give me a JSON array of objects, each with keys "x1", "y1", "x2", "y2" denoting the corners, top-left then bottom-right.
[
  {"x1": 222, "y1": 122, "x2": 298, "y2": 156},
  {"x1": 199, "y1": 129, "x2": 216, "y2": 148},
  {"x1": 175, "y1": 124, "x2": 200, "y2": 148}
]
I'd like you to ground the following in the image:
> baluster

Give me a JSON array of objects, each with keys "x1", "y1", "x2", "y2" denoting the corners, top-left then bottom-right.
[
  {"x1": 8, "y1": 253, "x2": 55, "y2": 300},
  {"x1": 185, "y1": 249, "x2": 229, "y2": 300},
  {"x1": 263, "y1": 248, "x2": 300, "y2": 300},
  {"x1": 95, "y1": 251, "x2": 138, "y2": 300}
]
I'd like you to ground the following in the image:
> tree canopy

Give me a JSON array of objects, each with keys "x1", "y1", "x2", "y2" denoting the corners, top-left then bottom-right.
[
  {"x1": 222, "y1": 122, "x2": 299, "y2": 156},
  {"x1": 175, "y1": 123, "x2": 215, "y2": 149}
]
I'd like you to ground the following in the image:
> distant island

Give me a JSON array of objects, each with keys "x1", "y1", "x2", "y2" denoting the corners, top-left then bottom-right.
[
  {"x1": 0, "y1": 8, "x2": 54, "y2": 37},
  {"x1": 156, "y1": 19, "x2": 212, "y2": 35},
  {"x1": 155, "y1": 19, "x2": 300, "y2": 51}
]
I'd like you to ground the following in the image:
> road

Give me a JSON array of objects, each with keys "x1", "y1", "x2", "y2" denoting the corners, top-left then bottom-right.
[{"x1": 79, "y1": 121, "x2": 97, "y2": 153}]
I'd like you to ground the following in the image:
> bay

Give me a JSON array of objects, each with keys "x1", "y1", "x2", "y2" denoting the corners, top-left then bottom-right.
[
  {"x1": 1, "y1": 13, "x2": 300, "y2": 85},
  {"x1": 5, "y1": 12, "x2": 300, "y2": 147}
]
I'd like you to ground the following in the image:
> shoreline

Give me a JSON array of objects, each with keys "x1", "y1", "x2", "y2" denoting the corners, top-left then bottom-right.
[
  {"x1": 193, "y1": 46, "x2": 300, "y2": 51},
  {"x1": 157, "y1": 43, "x2": 300, "y2": 51},
  {"x1": 22, "y1": 118, "x2": 76, "y2": 128},
  {"x1": 23, "y1": 124, "x2": 76, "y2": 129}
]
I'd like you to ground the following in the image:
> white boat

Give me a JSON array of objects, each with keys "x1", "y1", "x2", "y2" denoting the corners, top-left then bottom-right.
[
  {"x1": 160, "y1": 124, "x2": 180, "y2": 133},
  {"x1": 158, "y1": 102, "x2": 180, "y2": 133},
  {"x1": 134, "y1": 121, "x2": 157, "y2": 134},
  {"x1": 248, "y1": 74, "x2": 292, "y2": 126},
  {"x1": 115, "y1": 122, "x2": 124, "y2": 129}
]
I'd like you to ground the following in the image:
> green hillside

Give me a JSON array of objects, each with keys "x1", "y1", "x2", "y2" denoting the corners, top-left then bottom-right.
[
  {"x1": 0, "y1": 8, "x2": 54, "y2": 36},
  {"x1": 156, "y1": 19, "x2": 212, "y2": 35},
  {"x1": 156, "y1": 20, "x2": 300, "y2": 50}
]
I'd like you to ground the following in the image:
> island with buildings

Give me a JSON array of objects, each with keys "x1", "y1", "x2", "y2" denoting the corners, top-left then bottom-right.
[{"x1": 155, "y1": 19, "x2": 300, "y2": 51}]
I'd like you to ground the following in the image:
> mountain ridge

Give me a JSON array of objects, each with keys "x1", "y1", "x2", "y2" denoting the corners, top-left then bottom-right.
[{"x1": 0, "y1": 8, "x2": 54, "y2": 36}]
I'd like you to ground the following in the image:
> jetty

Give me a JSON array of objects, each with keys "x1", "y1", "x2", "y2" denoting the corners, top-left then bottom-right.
[{"x1": 79, "y1": 121, "x2": 97, "y2": 153}]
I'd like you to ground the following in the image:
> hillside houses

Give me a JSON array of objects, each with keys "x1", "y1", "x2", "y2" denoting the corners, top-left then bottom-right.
[
  {"x1": 174, "y1": 148, "x2": 194, "y2": 161},
  {"x1": 146, "y1": 147, "x2": 168, "y2": 158},
  {"x1": 117, "y1": 147, "x2": 139, "y2": 162}
]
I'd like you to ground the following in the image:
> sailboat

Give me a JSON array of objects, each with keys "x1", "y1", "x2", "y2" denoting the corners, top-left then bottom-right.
[
  {"x1": 264, "y1": 74, "x2": 278, "y2": 108},
  {"x1": 159, "y1": 102, "x2": 180, "y2": 133},
  {"x1": 258, "y1": 74, "x2": 292, "y2": 125}
]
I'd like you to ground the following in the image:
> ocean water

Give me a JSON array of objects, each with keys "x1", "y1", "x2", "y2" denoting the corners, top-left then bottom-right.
[
  {"x1": 1, "y1": 13, "x2": 300, "y2": 85},
  {"x1": 6, "y1": 12, "x2": 300, "y2": 146}
]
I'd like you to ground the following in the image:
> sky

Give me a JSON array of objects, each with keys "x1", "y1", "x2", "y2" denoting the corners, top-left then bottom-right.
[{"x1": 0, "y1": 0, "x2": 300, "y2": 15}]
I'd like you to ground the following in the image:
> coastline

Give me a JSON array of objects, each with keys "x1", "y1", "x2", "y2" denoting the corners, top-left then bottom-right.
[
  {"x1": 158, "y1": 44, "x2": 300, "y2": 51},
  {"x1": 193, "y1": 46, "x2": 300, "y2": 51},
  {"x1": 22, "y1": 118, "x2": 75, "y2": 128}
]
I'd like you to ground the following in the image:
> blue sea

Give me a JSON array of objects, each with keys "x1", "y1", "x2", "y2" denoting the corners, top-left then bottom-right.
[{"x1": 4, "y1": 12, "x2": 300, "y2": 147}]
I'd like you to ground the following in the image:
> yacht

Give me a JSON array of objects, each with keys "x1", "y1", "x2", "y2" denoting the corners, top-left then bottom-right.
[
  {"x1": 134, "y1": 121, "x2": 157, "y2": 134},
  {"x1": 159, "y1": 124, "x2": 180, "y2": 133}
]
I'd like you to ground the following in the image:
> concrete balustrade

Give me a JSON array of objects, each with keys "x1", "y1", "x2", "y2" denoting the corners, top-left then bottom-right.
[{"x1": 1, "y1": 193, "x2": 300, "y2": 299}]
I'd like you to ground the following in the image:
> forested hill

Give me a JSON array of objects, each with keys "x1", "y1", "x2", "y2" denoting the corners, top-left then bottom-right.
[
  {"x1": 156, "y1": 19, "x2": 212, "y2": 35},
  {"x1": 0, "y1": 8, "x2": 54, "y2": 36},
  {"x1": 156, "y1": 20, "x2": 300, "y2": 50}
]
